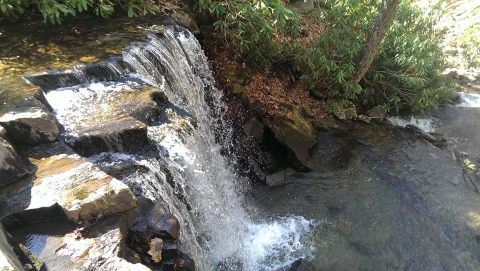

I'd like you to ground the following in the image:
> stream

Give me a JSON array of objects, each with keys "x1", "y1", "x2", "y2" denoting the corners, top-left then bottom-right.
[{"x1": 1, "y1": 17, "x2": 480, "y2": 271}]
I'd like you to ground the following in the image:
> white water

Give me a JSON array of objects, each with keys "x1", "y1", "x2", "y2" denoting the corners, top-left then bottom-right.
[
  {"x1": 44, "y1": 26, "x2": 315, "y2": 270},
  {"x1": 459, "y1": 92, "x2": 480, "y2": 107},
  {"x1": 387, "y1": 116, "x2": 438, "y2": 133}
]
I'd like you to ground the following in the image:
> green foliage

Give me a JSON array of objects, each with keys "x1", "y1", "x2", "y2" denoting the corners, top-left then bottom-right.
[
  {"x1": 460, "y1": 24, "x2": 480, "y2": 68},
  {"x1": 196, "y1": 0, "x2": 300, "y2": 66},
  {"x1": 291, "y1": 0, "x2": 454, "y2": 113},
  {"x1": 0, "y1": 0, "x2": 156, "y2": 24}
]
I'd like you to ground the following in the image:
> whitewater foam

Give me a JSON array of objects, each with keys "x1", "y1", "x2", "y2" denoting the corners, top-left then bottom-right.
[
  {"x1": 387, "y1": 116, "x2": 438, "y2": 133},
  {"x1": 459, "y1": 92, "x2": 480, "y2": 108}
]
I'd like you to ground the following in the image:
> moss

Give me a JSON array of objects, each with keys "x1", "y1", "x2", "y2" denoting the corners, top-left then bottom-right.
[
  {"x1": 19, "y1": 243, "x2": 43, "y2": 270},
  {"x1": 74, "y1": 188, "x2": 90, "y2": 201}
]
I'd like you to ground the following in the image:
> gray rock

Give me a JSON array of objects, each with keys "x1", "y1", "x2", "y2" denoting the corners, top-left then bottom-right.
[
  {"x1": 289, "y1": 258, "x2": 316, "y2": 271},
  {"x1": 0, "y1": 138, "x2": 33, "y2": 188},
  {"x1": 292, "y1": 0, "x2": 315, "y2": 14},
  {"x1": 0, "y1": 126, "x2": 6, "y2": 139},
  {"x1": 367, "y1": 105, "x2": 387, "y2": 120},
  {"x1": 263, "y1": 109, "x2": 317, "y2": 168},
  {"x1": 334, "y1": 106, "x2": 357, "y2": 120},
  {"x1": 266, "y1": 168, "x2": 297, "y2": 187},
  {"x1": 0, "y1": 97, "x2": 60, "y2": 145},
  {"x1": 147, "y1": 208, "x2": 180, "y2": 240},
  {"x1": 0, "y1": 224, "x2": 23, "y2": 271}
]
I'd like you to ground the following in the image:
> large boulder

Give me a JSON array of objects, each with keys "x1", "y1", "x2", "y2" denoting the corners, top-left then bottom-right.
[
  {"x1": 24, "y1": 142, "x2": 137, "y2": 222},
  {"x1": 0, "y1": 224, "x2": 23, "y2": 271},
  {"x1": 263, "y1": 109, "x2": 317, "y2": 168},
  {"x1": 0, "y1": 96, "x2": 59, "y2": 145},
  {"x1": 0, "y1": 138, "x2": 33, "y2": 188}
]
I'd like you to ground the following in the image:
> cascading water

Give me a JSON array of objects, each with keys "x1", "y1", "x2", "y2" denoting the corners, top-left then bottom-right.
[{"x1": 42, "y1": 25, "x2": 315, "y2": 270}]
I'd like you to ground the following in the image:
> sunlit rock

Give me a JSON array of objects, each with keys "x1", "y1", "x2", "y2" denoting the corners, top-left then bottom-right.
[
  {"x1": 147, "y1": 237, "x2": 163, "y2": 263},
  {"x1": 25, "y1": 142, "x2": 137, "y2": 222},
  {"x1": 0, "y1": 97, "x2": 60, "y2": 145}
]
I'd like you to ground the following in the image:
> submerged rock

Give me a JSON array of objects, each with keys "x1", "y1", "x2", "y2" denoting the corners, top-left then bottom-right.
[
  {"x1": 266, "y1": 168, "x2": 298, "y2": 187},
  {"x1": 22, "y1": 142, "x2": 137, "y2": 222},
  {"x1": 0, "y1": 138, "x2": 33, "y2": 188},
  {"x1": 289, "y1": 258, "x2": 316, "y2": 271},
  {"x1": 0, "y1": 96, "x2": 60, "y2": 145},
  {"x1": 263, "y1": 109, "x2": 317, "y2": 168},
  {"x1": 0, "y1": 224, "x2": 23, "y2": 271}
]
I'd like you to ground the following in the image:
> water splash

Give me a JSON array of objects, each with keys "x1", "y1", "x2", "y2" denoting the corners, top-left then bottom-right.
[
  {"x1": 387, "y1": 116, "x2": 438, "y2": 133},
  {"x1": 459, "y1": 92, "x2": 480, "y2": 107},
  {"x1": 43, "y1": 25, "x2": 315, "y2": 270}
]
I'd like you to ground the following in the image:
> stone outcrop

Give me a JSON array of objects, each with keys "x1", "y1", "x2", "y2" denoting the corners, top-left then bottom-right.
[
  {"x1": 0, "y1": 96, "x2": 59, "y2": 145},
  {"x1": 266, "y1": 168, "x2": 298, "y2": 187},
  {"x1": 263, "y1": 109, "x2": 318, "y2": 168},
  {"x1": 23, "y1": 142, "x2": 137, "y2": 222},
  {"x1": 0, "y1": 224, "x2": 23, "y2": 271},
  {"x1": 127, "y1": 203, "x2": 195, "y2": 271},
  {"x1": 0, "y1": 138, "x2": 33, "y2": 188},
  {"x1": 69, "y1": 116, "x2": 149, "y2": 157}
]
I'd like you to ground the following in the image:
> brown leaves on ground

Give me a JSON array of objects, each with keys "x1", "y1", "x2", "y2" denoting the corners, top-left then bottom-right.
[{"x1": 243, "y1": 73, "x2": 327, "y2": 122}]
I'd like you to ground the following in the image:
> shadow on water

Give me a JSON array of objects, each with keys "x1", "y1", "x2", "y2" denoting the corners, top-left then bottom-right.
[{"x1": 252, "y1": 122, "x2": 480, "y2": 270}]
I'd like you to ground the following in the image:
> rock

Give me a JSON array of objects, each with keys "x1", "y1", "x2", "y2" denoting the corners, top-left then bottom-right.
[
  {"x1": 23, "y1": 142, "x2": 137, "y2": 222},
  {"x1": 69, "y1": 117, "x2": 148, "y2": 157},
  {"x1": 312, "y1": 115, "x2": 349, "y2": 132},
  {"x1": 147, "y1": 210, "x2": 180, "y2": 241},
  {"x1": 333, "y1": 106, "x2": 357, "y2": 120},
  {"x1": 266, "y1": 168, "x2": 297, "y2": 187},
  {"x1": 170, "y1": 10, "x2": 200, "y2": 35},
  {"x1": 0, "y1": 224, "x2": 23, "y2": 271},
  {"x1": 242, "y1": 117, "x2": 264, "y2": 144},
  {"x1": 0, "y1": 97, "x2": 60, "y2": 145},
  {"x1": 366, "y1": 105, "x2": 387, "y2": 120},
  {"x1": 175, "y1": 252, "x2": 195, "y2": 271},
  {"x1": 292, "y1": 0, "x2": 315, "y2": 14},
  {"x1": 289, "y1": 258, "x2": 316, "y2": 271},
  {"x1": 0, "y1": 138, "x2": 33, "y2": 188},
  {"x1": 263, "y1": 109, "x2": 317, "y2": 168},
  {"x1": 0, "y1": 126, "x2": 6, "y2": 139},
  {"x1": 310, "y1": 131, "x2": 353, "y2": 171}
]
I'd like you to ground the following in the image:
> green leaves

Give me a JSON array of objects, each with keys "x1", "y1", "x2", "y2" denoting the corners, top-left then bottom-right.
[{"x1": 0, "y1": 0, "x2": 156, "y2": 23}]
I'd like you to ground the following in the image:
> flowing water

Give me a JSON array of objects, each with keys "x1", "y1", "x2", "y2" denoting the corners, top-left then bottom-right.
[{"x1": 40, "y1": 26, "x2": 315, "y2": 270}]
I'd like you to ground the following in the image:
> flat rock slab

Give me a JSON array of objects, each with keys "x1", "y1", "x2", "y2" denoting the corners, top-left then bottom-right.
[
  {"x1": 24, "y1": 142, "x2": 137, "y2": 222},
  {"x1": 43, "y1": 82, "x2": 161, "y2": 156},
  {"x1": 0, "y1": 96, "x2": 59, "y2": 145}
]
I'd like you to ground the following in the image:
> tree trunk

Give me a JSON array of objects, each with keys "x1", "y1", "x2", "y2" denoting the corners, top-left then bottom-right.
[{"x1": 352, "y1": 0, "x2": 401, "y2": 83}]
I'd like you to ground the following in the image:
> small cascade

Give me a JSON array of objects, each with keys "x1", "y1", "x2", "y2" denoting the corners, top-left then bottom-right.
[
  {"x1": 459, "y1": 92, "x2": 480, "y2": 107},
  {"x1": 40, "y1": 25, "x2": 314, "y2": 270}
]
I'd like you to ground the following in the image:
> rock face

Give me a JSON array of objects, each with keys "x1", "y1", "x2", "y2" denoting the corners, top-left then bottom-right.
[
  {"x1": 24, "y1": 142, "x2": 137, "y2": 222},
  {"x1": 0, "y1": 138, "x2": 33, "y2": 188},
  {"x1": 127, "y1": 203, "x2": 194, "y2": 270},
  {"x1": 289, "y1": 258, "x2": 316, "y2": 271},
  {"x1": 0, "y1": 96, "x2": 59, "y2": 145},
  {"x1": 266, "y1": 168, "x2": 298, "y2": 187},
  {"x1": 291, "y1": 0, "x2": 315, "y2": 14},
  {"x1": 263, "y1": 110, "x2": 318, "y2": 168},
  {"x1": 0, "y1": 224, "x2": 23, "y2": 271},
  {"x1": 69, "y1": 117, "x2": 149, "y2": 157}
]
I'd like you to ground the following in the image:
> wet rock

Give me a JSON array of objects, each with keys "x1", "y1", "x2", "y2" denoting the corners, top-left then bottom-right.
[
  {"x1": 289, "y1": 258, "x2": 316, "y2": 271},
  {"x1": 148, "y1": 211, "x2": 180, "y2": 241},
  {"x1": 0, "y1": 138, "x2": 33, "y2": 188},
  {"x1": 266, "y1": 168, "x2": 297, "y2": 187},
  {"x1": 22, "y1": 142, "x2": 137, "y2": 222},
  {"x1": 242, "y1": 117, "x2": 264, "y2": 144},
  {"x1": 0, "y1": 97, "x2": 60, "y2": 145},
  {"x1": 171, "y1": 10, "x2": 200, "y2": 35},
  {"x1": 263, "y1": 109, "x2": 317, "y2": 168},
  {"x1": 69, "y1": 117, "x2": 148, "y2": 157},
  {"x1": 175, "y1": 252, "x2": 195, "y2": 271},
  {"x1": 0, "y1": 224, "x2": 23, "y2": 271},
  {"x1": 312, "y1": 115, "x2": 349, "y2": 132},
  {"x1": 310, "y1": 131, "x2": 353, "y2": 171},
  {"x1": 366, "y1": 105, "x2": 387, "y2": 121}
]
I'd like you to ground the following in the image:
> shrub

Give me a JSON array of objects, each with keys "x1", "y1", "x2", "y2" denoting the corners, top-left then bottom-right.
[
  {"x1": 291, "y1": 0, "x2": 455, "y2": 113},
  {"x1": 196, "y1": 0, "x2": 300, "y2": 66},
  {"x1": 0, "y1": 0, "x2": 156, "y2": 24}
]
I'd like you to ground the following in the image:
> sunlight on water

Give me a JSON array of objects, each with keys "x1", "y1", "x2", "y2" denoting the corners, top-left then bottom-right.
[{"x1": 387, "y1": 116, "x2": 438, "y2": 133}]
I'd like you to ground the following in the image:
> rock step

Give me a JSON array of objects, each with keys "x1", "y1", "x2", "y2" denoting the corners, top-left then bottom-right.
[{"x1": 21, "y1": 142, "x2": 137, "y2": 222}]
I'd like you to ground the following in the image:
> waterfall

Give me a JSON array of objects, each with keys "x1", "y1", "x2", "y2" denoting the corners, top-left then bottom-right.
[{"x1": 43, "y1": 25, "x2": 314, "y2": 270}]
